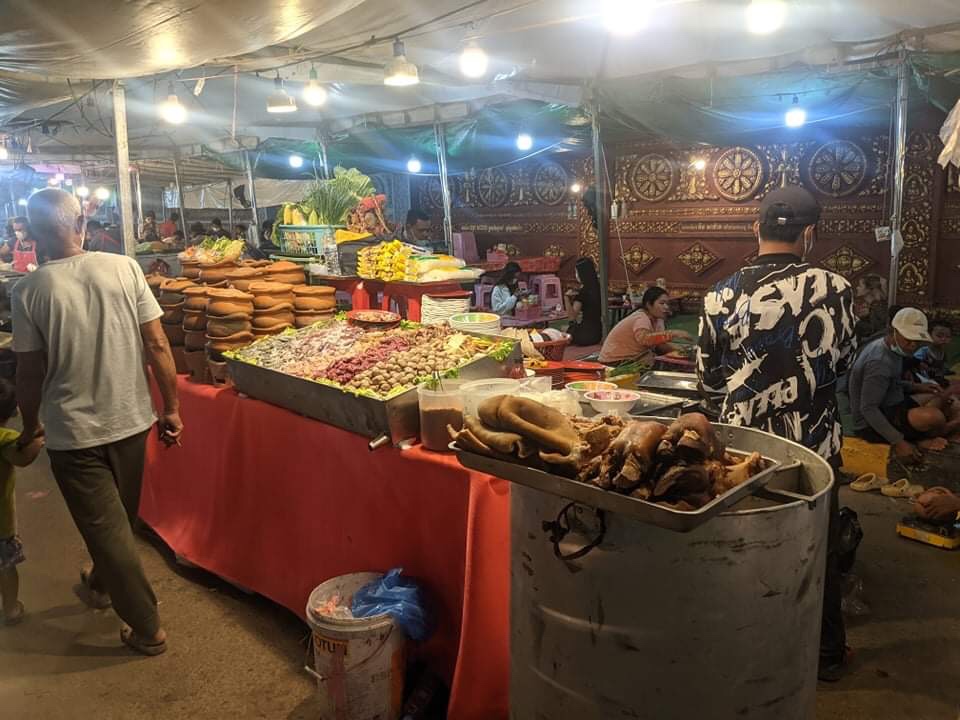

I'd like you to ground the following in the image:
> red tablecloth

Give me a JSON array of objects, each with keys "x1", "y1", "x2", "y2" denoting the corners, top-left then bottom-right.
[{"x1": 141, "y1": 378, "x2": 509, "y2": 719}]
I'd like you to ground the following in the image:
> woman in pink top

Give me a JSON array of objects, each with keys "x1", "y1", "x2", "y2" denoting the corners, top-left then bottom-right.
[{"x1": 599, "y1": 286, "x2": 691, "y2": 364}]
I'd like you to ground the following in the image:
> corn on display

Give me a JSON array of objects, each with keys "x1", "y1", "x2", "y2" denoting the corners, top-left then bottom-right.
[{"x1": 357, "y1": 240, "x2": 416, "y2": 281}]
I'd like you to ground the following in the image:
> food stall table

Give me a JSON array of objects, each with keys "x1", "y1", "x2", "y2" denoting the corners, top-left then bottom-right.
[
  {"x1": 141, "y1": 378, "x2": 509, "y2": 720},
  {"x1": 309, "y1": 273, "x2": 375, "y2": 310},
  {"x1": 500, "y1": 311, "x2": 568, "y2": 329},
  {"x1": 368, "y1": 279, "x2": 471, "y2": 322}
]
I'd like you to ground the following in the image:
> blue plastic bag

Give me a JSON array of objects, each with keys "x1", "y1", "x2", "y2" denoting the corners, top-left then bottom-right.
[{"x1": 351, "y1": 568, "x2": 433, "y2": 642}]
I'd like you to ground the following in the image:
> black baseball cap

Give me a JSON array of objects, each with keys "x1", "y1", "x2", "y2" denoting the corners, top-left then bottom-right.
[{"x1": 758, "y1": 186, "x2": 821, "y2": 227}]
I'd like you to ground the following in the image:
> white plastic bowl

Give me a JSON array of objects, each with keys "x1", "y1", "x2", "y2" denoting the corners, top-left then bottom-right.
[
  {"x1": 584, "y1": 389, "x2": 642, "y2": 416},
  {"x1": 565, "y1": 380, "x2": 618, "y2": 401}
]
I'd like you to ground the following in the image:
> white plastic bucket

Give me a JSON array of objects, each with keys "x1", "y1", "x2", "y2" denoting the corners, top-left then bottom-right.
[{"x1": 306, "y1": 572, "x2": 407, "y2": 720}]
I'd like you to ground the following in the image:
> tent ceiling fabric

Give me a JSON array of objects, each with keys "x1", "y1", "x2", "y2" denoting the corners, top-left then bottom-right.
[{"x1": 1, "y1": 0, "x2": 959, "y2": 157}]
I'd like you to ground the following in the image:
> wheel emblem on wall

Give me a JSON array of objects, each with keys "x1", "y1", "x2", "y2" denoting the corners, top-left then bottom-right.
[
  {"x1": 809, "y1": 141, "x2": 867, "y2": 197},
  {"x1": 421, "y1": 177, "x2": 444, "y2": 210},
  {"x1": 713, "y1": 147, "x2": 763, "y2": 202},
  {"x1": 630, "y1": 153, "x2": 676, "y2": 202},
  {"x1": 476, "y1": 167, "x2": 510, "y2": 207},
  {"x1": 533, "y1": 162, "x2": 569, "y2": 205}
]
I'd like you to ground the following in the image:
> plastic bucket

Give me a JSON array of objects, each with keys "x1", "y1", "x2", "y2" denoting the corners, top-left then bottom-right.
[
  {"x1": 418, "y1": 382, "x2": 466, "y2": 452},
  {"x1": 306, "y1": 572, "x2": 406, "y2": 720}
]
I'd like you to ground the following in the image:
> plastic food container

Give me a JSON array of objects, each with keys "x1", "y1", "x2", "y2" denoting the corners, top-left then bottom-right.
[
  {"x1": 584, "y1": 389, "x2": 642, "y2": 416},
  {"x1": 461, "y1": 378, "x2": 521, "y2": 417},
  {"x1": 565, "y1": 380, "x2": 619, "y2": 400},
  {"x1": 418, "y1": 383, "x2": 466, "y2": 452}
]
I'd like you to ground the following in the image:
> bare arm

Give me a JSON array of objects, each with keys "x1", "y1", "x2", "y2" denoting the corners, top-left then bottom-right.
[
  {"x1": 140, "y1": 318, "x2": 183, "y2": 442},
  {"x1": 14, "y1": 350, "x2": 45, "y2": 444},
  {"x1": 2, "y1": 433, "x2": 44, "y2": 467}
]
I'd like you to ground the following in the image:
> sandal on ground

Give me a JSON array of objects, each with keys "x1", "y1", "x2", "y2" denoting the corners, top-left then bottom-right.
[
  {"x1": 850, "y1": 473, "x2": 890, "y2": 493},
  {"x1": 120, "y1": 626, "x2": 167, "y2": 657},
  {"x1": 881, "y1": 479, "x2": 925, "y2": 498},
  {"x1": 74, "y1": 569, "x2": 112, "y2": 610},
  {"x1": 3, "y1": 601, "x2": 24, "y2": 626}
]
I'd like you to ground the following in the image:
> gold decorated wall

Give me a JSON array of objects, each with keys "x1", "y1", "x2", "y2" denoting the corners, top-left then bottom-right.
[{"x1": 412, "y1": 125, "x2": 960, "y2": 309}]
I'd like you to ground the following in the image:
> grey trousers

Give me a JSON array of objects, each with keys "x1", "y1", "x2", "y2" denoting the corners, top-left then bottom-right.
[{"x1": 48, "y1": 429, "x2": 160, "y2": 637}]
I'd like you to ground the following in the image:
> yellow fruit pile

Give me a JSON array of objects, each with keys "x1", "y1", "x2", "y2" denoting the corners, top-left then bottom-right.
[{"x1": 358, "y1": 240, "x2": 415, "y2": 281}]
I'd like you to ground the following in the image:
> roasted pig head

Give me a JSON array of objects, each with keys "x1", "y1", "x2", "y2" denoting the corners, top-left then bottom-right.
[{"x1": 657, "y1": 413, "x2": 724, "y2": 464}]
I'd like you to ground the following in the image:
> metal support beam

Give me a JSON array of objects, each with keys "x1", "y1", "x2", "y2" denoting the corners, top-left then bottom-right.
[
  {"x1": 134, "y1": 168, "x2": 144, "y2": 238},
  {"x1": 434, "y1": 122, "x2": 453, "y2": 253},
  {"x1": 111, "y1": 80, "x2": 136, "y2": 256},
  {"x1": 591, "y1": 97, "x2": 611, "y2": 339},
  {"x1": 226, "y1": 179, "x2": 234, "y2": 232},
  {"x1": 888, "y1": 53, "x2": 909, "y2": 306},
  {"x1": 244, "y1": 150, "x2": 260, "y2": 238},
  {"x1": 319, "y1": 140, "x2": 330, "y2": 180},
  {"x1": 172, "y1": 153, "x2": 187, "y2": 234}
]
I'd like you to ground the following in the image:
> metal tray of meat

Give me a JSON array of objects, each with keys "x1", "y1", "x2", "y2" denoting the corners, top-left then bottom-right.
[
  {"x1": 452, "y1": 419, "x2": 790, "y2": 533},
  {"x1": 636, "y1": 370, "x2": 721, "y2": 399},
  {"x1": 227, "y1": 333, "x2": 520, "y2": 446}
]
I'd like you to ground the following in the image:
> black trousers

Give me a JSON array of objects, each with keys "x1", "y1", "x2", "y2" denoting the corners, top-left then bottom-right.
[{"x1": 820, "y1": 459, "x2": 846, "y2": 666}]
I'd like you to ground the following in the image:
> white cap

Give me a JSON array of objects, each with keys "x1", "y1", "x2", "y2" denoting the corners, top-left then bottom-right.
[{"x1": 891, "y1": 307, "x2": 932, "y2": 342}]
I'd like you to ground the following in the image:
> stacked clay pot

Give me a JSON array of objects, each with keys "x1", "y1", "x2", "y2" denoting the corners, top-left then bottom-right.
[
  {"x1": 293, "y1": 285, "x2": 336, "y2": 328},
  {"x1": 248, "y1": 281, "x2": 295, "y2": 337},
  {"x1": 145, "y1": 273, "x2": 166, "y2": 299},
  {"x1": 225, "y1": 266, "x2": 265, "y2": 293},
  {"x1": 181, "y1": 286, "x2": 210, "y2": 382},
  {"x1": 198, "y1": 259, "x2": 240, "y2": 287},
  {"x1": 205, "y1": 288, "x2": 255, "y2": 354},
  {"x1": 263, "y1": 260, "x2": 306, "y2": 286},
  {"x1": 181, "y1": 260, "x2": 201, "y2": 280},
  {"x1": 158, "y1": 279, "x2": 195, "y2": 360}
]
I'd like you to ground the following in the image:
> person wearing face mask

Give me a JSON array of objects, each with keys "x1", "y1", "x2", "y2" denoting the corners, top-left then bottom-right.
[
  {"x1": 9, "y1": 217, "x2": 38, "y2": 272},
  {"x1": 848, "y1": 308, "x2": 957, "y2": 460},
  {"x1": 698, "y1": 185, "x2": 857, "y2": 682}
]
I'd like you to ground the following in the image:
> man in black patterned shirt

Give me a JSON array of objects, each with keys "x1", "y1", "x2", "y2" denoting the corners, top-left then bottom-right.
[{"x1": 697, "y1": 185, "x2": 857, "y2": 681}]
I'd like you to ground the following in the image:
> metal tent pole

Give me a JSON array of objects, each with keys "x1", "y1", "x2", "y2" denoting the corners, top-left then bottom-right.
[
  {"x1": 134, "y1": 167, "x2": 144, "y2": 239},
  {"x1": 112, "y1": 80, "x2": 136, "y2": 256},
  {"x1": 226, "y1": 179, "x2": 234, "y2": 232},
  {"x1": 172, "y1": 154, "x2": 187, "y2": 234},
  {"x1": 888, "y1": 52, "x2": 910, "y2": 306},
  {"x1": 245, "y1": 150, "x2": 260, "y2": 231},
  {"x1": 434, "y1": 122, "x2": 453, "y2": 253},
  {"x1": 591, "y1": 96, "x2": 611, "y2": 338}
]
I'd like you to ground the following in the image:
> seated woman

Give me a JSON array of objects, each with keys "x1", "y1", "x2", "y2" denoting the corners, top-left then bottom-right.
[
  {"x1": 564, "y1": 257, "x2": 602, "y2": 346},
  {"x1": 490, "y1": 261, "x2": 525, "y2": 316},
  {"x1": 599, "y1": 286, "x2": 691, "y2": 365}
]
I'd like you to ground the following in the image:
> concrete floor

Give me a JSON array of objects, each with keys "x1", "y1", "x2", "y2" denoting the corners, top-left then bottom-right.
[{"x1": 1, "y1": 452, "x2": 959, "y2": 719}]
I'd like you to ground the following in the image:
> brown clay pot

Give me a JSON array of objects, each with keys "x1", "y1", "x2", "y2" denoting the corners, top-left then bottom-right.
[
  {"x1": 160, "y1": 278, "x2": 197, "y2": 294},
  {"x1": 294, "y1": 285, "x2": 335, "y2": 297},
  {"x1": 198, "y1": 263, "x2": 239, "y2": 285},
  {"x1": 206, "y1": 331, "x2": 255, "y2": 353},
  {"x1": 294, "y1": 295, "x2": 336, "y2": 312},
  {"x1": 162, "y1": 322, "x2": 185, "y2": 346},
  {"x1": 184, "y1": 329, "x2": 208, "y2": 351},
  {"x1": 252, "y1": 308, "x2": 295, "y2": 328},
  {"x1": 182, "y1": 310, "x2": 208, "y2": 332},
  {"x1": 269, "y1": 271, "x2": 306, "y2": 286},
  {"x1": 252, "y1": 323, "x2": 293, "y2": 337},
  {"x1": 161, "y1": 302, "x2": 185, "y2": 325},
  {"x1": 225, "y1": 267, "x2": 264, "y2": 292},
  {"x1": 170, "y1": 345, "x2": 189, "y2": 374},
  {"x1": 294, "y1": 310, "x2": 334, "y2": 328},
  {"x1": 181, "y1": 261, "x2": 201, "y2": 279},
  {"x1": 207, "y1": 314, "x2": 253, "y2": 338},
  {"x1": 184, "y1": 349, "x2": 210, "y2": 383},
  {"x1": 207, "y1": 358, "x2": 231, "y2": 386},
  {"x1": 146, "y1": 273, "x2": 167, "y2": 296},
  {"x1": 242, "y1": 259, "x2": 272, "y2": 268},
  {"x1": 266, "y1": 260, "x2": 301, "y2": 273},
  {"x1": 249, "y1": 281, "x2": 295, "y2": 309},
  {"x1": 205, "y1": 288, "x2": 255, "y2": 317},
  {"x1": 183, "y1": 286, "x2": 208, "y2": 312}
]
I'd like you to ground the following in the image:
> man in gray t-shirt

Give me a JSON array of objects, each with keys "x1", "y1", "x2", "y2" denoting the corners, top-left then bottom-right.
[
  {"x1": 848, "y1": 307, "x2": 956, "y2": 462},
  {"x1": 12, "y1": 188, "x2": 182, "y2": 656}
]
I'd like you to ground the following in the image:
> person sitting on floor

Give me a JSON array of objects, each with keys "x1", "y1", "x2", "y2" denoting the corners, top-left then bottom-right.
[
  {"x1": 599, "y1": 286, "x2": 691, "y2": 365},
  {"x1": 848, "y1": 307, "x2": 960, "y2": 463}
]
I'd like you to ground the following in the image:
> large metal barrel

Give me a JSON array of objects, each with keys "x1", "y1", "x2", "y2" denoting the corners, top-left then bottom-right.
[{"x1": 510, "y1": 423, "x2": 833, "y2": 720}]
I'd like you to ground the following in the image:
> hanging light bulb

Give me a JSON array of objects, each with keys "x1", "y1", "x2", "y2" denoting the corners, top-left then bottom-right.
[
  {"x1": 459, "y1": 42, "x2": 489, "y2": 78},
  {"x1": 407, "y1": 157, "x2": 422, "y2": 174},
  {"x1": 159, "y1": 82, "x2": 187, "y2": 124},
  {"x1": 384, "y1": 38, "x2": 420, "y2": 87},
  {"x1": 570, "y1": 182, "x2": 582, "y2": 194},
  {"x1": 267, "y1": 74, "x2": 298, "y2": 113},
  {"x1": 289, "y1": 154, "x2": 304, "y2": 168},
  {"x1": 785, "y1": 95, "x2": 806, "y2": 127},
  {"x1": 516, "y1": 133, "x2": 534, "y2": 151},
  {"x1": 47, "y1": 177, "x2": 59, "y2": 186},
  {"x1": 76, "y1": 185, "x2": 90, "y2": 198},
  {"x1": 303, "y1": 67, "x2": 328, "y2": 107},
  {"x1": 746, "y1": 0, "x2": 787, "y2": 35},
  {"x1": 603, "y1": 0, "x2": 651, "y2": 36},
  {"x1": 94, "y1": 187, "x2": 110, "y2": 201},
  {"x1": 691, "y1": 158, "x2": 707, "y2": 171}
]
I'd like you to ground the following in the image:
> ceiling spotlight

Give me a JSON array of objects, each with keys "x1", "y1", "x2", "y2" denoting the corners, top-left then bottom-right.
[
  {"x1": 384, "y1": 38, "x2": 420, "y2": 87},
  {"x1": 570, "y1": 182, "x2": 582, "y2": 194},
  {"x1": 267, "y1": 74, "x2": 298, "y2": 113},
  {"x1": 55, "y1": 172, "x2": 65, "y2": 181},
  {"x1": 0, "y1": 146, "x2": 8, "y2": 161},
  {"x1": 785, "y1": 95, "x2": 806, "y2": 127},
  {"x1": 516, "y1": 133, "x2": 534, "y2": 151},
  {"x1": 407, "y1": 157, "x2": 422, "y2": 174},
  {"x1": 76, "y1": 185, "x2": 90, "y2": 198},
  {"x1": 47, "y1": 178, "x2": 59, "y2": 186},
  {"x1": 17, "y1": 198, "x2": 27, "y2": 206},
  {"x1": 159, "y1": 82, "x2": 187, "y2": 124},
  {"x1": 746, "y1": 0, "x2": 787, "y2": 35},
  {"x1": 603, "y1": 0, "x2": 651, "y2": 36},
  {"x1": 691, "y1": 158, "x2": 707, "y2": 171},
  {"x1": 303, "y1": 67, "x2": 328, "y2": 107},
  {"x1": 459, "y1": 42, "x2": 489, "y2": 78},
  {"x1": 289, "y1": 154, "x2": 304, "y2": 169},
  {"x1": 94, "y1": 187, "x2": 110, "y2": 201}
]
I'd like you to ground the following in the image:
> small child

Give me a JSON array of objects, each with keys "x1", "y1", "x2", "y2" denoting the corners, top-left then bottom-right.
[{"x1": 0, "y1": 378, "x2": 45, "y2": 625}]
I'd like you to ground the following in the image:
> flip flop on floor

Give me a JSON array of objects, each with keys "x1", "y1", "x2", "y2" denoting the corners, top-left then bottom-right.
[
  {"x1": 880, "y1": 479, "x2": 926, "y2": 498},
  {"x1": 850, "y1": 473, "x2": 890, "y2": 492},
  {"x1": 120, "y1": 626, "x2": 167, "y2": 657},
  {"x1": 3, "y1": 601, "x2": 25, "y2": 626},
  {"x1": 75, "y1": 569, "x2": 111, "y2": 610}
]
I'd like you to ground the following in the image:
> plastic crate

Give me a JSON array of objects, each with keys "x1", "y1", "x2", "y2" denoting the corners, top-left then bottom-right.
[{"x1": 277, "y1": 224, "x2": 343, "y2": 258}]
